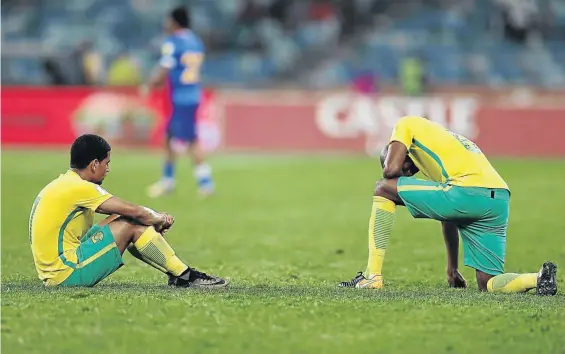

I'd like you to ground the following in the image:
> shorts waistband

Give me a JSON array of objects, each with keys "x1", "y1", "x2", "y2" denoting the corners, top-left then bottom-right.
[{"x1": 456, "y1": 187, "x2": 510, "y2": 200}]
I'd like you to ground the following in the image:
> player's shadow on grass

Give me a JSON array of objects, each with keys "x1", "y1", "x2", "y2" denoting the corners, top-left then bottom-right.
[
  {"x1": 3, "y1": 281, "x2": 562, "y2": 307},
  {"x1": 197, "y1": 284, "x2": 563, "y2": 304}
]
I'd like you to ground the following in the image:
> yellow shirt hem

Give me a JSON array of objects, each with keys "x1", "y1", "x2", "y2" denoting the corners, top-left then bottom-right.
[{"x1": 43, "y1": 267, "x2": 74, "y2": 287}]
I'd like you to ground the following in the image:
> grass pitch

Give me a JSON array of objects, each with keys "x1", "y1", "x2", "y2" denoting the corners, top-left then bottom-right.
[{"x1": 2, "y1": 149, "x2": 564, "y2": 354}]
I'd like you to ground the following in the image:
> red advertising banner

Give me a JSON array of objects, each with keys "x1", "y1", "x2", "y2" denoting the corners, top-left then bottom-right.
[
  {"x1": 2, "y1": 87, "x2": 164, "y2": 146},
  {"x1": 1, "y1": 87, "x2": 218, "y2": 151},
  {"x1": 218, "y1": 91, "x2": 565, "y2": 157},
  {"x1": 2, "y1": 87, "x2": 564, "y2": 157}
]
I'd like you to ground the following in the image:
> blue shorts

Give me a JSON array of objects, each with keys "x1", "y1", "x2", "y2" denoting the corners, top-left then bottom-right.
[{"x1": 167, "y1": 104, "x2": 199, "y2": 143}]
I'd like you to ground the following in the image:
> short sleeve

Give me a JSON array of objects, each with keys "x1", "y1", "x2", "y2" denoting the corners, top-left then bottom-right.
[
  {"x1": 74, "y1": 182, "x2": 113, "y2": 211},
  {"x1": 159, "y1": 41, "x2": 176, "y2": 69},
  {"x1": 389, "y1": 116, "x2": 415, "y2": 150},
  {"x1": 196, "y1": 36, "x2": 205, "y2": 54}
]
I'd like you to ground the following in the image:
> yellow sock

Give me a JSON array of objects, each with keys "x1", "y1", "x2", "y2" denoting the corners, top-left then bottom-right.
[
  {"x1": 365, "y1": 196, "x2": 396, "y2": 276},
  {"x1": 127, "y1": 244, "x2": 168, "y2": 273},
  {"x1": 132, "y1": 227, "x2": 189, "y2": 276},
  {"x1": 487, "y1": 273, "x2": 537, "y2": 293}
]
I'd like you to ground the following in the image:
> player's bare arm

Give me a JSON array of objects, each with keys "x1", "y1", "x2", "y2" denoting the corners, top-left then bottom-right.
[
  {"x1": 372, "y1": 144, "x2": 416, "y2": 205},
  {"x1": 96, "y1": 196, "x2": 172, "y2": 231},
  {"x1": 382, "y1": 142, "x2": 409, "y2": 179},
  {"x1": 147, "y1": 65, "x2": 169, "y2": 90},
  {"x1": 381, "y1": 142, "x2": 419, "y2": 179},
  {"x1": 140, "y1": 66, "x2": 169, "y2": 97},
  {"x1": 442, "y1": 221, "x2": 467, "y2": 288}
]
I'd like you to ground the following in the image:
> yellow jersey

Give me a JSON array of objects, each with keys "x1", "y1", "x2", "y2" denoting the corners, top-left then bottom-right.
[
  {"x1": 389, "y1": 116, "x2": 509, "y2": 190},
  {"x1": 29, "y1": 170, "x2": 113, "y2": 286}
]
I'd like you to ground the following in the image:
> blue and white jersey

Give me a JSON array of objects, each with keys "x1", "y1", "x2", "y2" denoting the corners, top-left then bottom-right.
[{"x1": 160, "y1": 29, "x2": 204, "y2": 106}]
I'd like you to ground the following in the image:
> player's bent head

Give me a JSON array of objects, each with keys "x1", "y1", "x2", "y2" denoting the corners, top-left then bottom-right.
[
  {"x1": 70, "y1": 134, "x2": 112, "y2": 184},
  {"x1": 169, "y1": 6, "x2": 190, "y2": 30}
]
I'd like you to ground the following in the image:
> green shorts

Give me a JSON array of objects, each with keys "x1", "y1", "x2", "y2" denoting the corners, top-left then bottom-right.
[
  {"x1": 397, "y1": 177, "x2": 510, "y2": 275},
  {"x1": 60, "y1": 224, "x2": 124, "y2": 287}
]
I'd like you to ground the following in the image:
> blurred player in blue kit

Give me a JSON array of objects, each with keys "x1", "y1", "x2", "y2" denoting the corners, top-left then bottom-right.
[{"x1": 141, "y1": 6, "x2": 214, "y2": 198}]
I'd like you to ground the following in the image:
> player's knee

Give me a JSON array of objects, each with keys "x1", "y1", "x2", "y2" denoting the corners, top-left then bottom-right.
[
  {"x1": 373, "y1": 179, "x2": 403, "y2": 205},
  {"x1": 132, "y1": 225, "x2": 149, "y2": 240},
  {"x1": 109, "y1": 217, "x2": 146, "y2": 240},
  {"x1": 373, "y1": 179, "x2": 384, "y2": 197},
  {"x1": 373, "y1": 179, "x2": 392, "y2": 198},
  {"x1": 475, "y1": 271, "x2": 492, "y2": 291},
  {"x1": 120, "y1": 219, "x2": 147, "y2": 239},
  {"x1": 191, "y1": 153, "x2": 204, "y2": 165},
  {"x1": 189, "y1": 142, "x2": 204, "y2": 164}
]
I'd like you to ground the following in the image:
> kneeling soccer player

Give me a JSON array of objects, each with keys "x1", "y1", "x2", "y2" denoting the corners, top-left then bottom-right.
[
  {"x1": 339, "y1": 116, "x2": 557, "y2": 295},
  {"x1": 29, "y1": 134, "x2": 227, "y2": 288}
]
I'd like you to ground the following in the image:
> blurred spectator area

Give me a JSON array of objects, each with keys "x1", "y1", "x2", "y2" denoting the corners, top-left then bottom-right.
[{"x1": 2, "y1": 0, "x2": 564, "y2": 89}]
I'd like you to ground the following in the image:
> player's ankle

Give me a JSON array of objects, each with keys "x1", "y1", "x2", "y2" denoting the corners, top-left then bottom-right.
[
  {"x1": 162, "y1": 177, "x2": 175, "y2": 185},
  {"x1": 366, "y1": 273, "x2": 382, "y2": 279}
]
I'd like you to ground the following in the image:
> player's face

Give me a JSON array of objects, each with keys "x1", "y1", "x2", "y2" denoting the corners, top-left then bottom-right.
[
  {"x1": 92, "y1": 153, "x2": 111, "y2": 185},
  {"x1": 164, "y1": 17, "x2": 175, "y2": 34},
  {"x1": 402, "y1": 155, "x2": 419, "y2": 176}
]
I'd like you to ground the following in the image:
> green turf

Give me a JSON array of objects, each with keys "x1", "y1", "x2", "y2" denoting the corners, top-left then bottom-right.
[{"x1": 2, "y1": 149, "x2": 565, "y2": 354}]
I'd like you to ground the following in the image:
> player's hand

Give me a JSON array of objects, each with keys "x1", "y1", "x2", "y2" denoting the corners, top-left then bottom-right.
[
  {"x1": 138, "y1": 84, "x2": 150, "y2": 99},
  {"x1": 155, "y1": 212, "x2": 174, "y2": 234},
  {"x1": 447, "y1": 269, "x2": 467, "y2": 288}
]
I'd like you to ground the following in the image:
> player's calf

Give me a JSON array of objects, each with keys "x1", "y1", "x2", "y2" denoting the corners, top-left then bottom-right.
[
  {"x1": 189, "y1": 142, "x2": 214, "y2": 196},
  {"x1": 110, "y1": 218, "x2": 228, "y2": 289},
  {"x1": 338, "y1": 180, "x2": 402, "y2": 289},
  {"x1": 148, "y1": 138, "x2": 176, "y2": 198}
]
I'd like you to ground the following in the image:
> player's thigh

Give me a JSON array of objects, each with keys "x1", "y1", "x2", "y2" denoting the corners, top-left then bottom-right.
[
  {"x1": 61, "y1": 224, "x2": 124, "y2": 287},
  {"x1": 459, "y1": 224, "x2": 506, "y2": 276},
  {"x1": 458, "y1": 198, "x2": 509, "y2": 276},
  {"x1": 169, "y1": 104, "x2": 199, "y2": 143},
  {"x1": 79, "y1": 215, "x2": 120, "y2": 243},
  {"x1": 397, "y1": 177, "x2": 461, "y2": 221}
]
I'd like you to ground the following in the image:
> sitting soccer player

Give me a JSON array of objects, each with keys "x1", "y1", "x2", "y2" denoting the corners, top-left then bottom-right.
[
  {"x1": 29, "y1": 134, "x2": 227, "y2": 288},
  {"x1": 339, "y1": 116, "x2": 558, "y2": 295}
]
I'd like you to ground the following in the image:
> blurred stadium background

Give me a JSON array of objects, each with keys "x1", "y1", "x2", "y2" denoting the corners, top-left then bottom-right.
[
  {"x1": 2, "y1": 0, "x2": 565, "y2": 88},
  {"x1": 2, "y1": 0, "x2": 565, "y2": 156},
  {"x1": 2, "y1": 2, "x2": 565, "y2": 353},
  {"x1": 2, "y1": 0, "x2": 564, "y2": 156}
]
